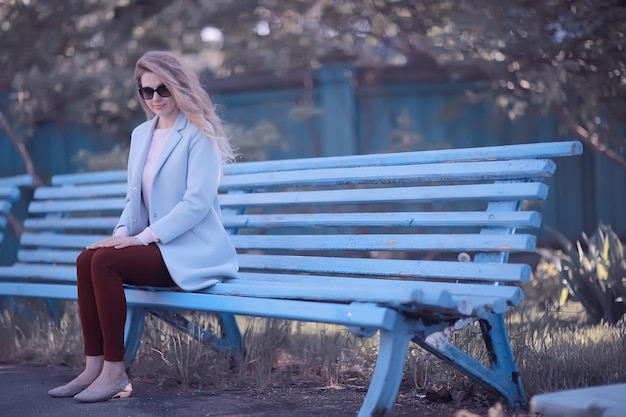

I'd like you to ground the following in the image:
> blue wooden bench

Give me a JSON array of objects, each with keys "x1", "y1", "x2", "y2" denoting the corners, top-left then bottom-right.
[
  {"x1": 0, "y1": 174, "x2": 33, "y2": 263},
  {"x1": 0, "y1": 141, "x2": 582, "y2": 416},
  {"x1": 0, "y1": 174, "x2": 35, "y2": 317},
  {"x1": 0, "y1": 184, "x2": 20, "y2": 260}
]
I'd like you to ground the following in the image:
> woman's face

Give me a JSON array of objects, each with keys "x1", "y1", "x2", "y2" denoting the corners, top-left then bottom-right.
[{"x1": 139, "y1": 72, "x2": 179, "y2": 126}]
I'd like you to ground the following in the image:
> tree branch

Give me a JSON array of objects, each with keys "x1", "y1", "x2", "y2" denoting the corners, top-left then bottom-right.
[
  {"x1": 4, "y1": 212, "x2": 24, "y2": 240},
  {"x1": 554, "y1": 104, "x2": 626, "y2": 171},
  {"x1": 0, "y1": 111, "x2": 45, "y2": 187}
]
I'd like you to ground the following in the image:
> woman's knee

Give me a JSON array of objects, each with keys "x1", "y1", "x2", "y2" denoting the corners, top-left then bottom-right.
[
  {"x1": 89, "y1": 247, "x2": 119, "y2": 272},
  {"x1": 76, "y1": 249, "x2": 96, "y2": 282},
  {"x1": 77, "y1": 248, "x2": 119, "y2": 279}
]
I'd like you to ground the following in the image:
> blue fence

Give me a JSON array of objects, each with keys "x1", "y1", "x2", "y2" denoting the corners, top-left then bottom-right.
[{"x1": 1, "y1": 63, "x2": 625, "y2": 250}]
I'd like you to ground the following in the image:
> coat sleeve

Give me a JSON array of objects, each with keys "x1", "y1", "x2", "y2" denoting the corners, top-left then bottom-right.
[{"x1": 115, "y1": 128, "x2": 140, "y2": 234}]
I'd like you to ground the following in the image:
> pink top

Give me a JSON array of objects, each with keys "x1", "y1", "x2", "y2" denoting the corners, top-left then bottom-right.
[{"x1": 115, "y1": 127, "x2": 171, "y2": 244}]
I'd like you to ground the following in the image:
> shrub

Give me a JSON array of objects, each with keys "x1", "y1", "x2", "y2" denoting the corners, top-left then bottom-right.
[{"x1": 537, "y1": 224, "x2": 626, "y2": 325}]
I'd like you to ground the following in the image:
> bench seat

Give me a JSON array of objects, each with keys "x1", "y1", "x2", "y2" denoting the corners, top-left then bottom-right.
[{"x1": 0, "y1": 141, "x2": 583, "y2": 416}]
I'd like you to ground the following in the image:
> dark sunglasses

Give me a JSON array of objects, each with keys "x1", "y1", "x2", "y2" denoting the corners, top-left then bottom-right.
[{"x1": 138, "y1": 84, "x2": 172, "y2": 100}]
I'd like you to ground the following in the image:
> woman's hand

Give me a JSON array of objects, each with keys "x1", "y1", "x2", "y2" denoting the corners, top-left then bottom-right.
[{"x1": 86, "y1": 236, "x2": 143, "y2": 250}]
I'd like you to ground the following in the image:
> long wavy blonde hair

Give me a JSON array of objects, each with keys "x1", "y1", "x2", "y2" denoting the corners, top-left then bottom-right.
[{"x1": 134, "y1": 50, "x2": 236, "y2": 164}]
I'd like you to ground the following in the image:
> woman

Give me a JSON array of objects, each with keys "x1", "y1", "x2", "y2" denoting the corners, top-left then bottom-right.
[{"x1": 48, "y1": 51, "x2": 239, "y2": 402}]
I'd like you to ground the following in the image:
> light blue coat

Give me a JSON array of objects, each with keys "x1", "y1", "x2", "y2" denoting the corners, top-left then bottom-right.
[{"x1": 116, "y1": 112, "x2": 239, "y2": 290}]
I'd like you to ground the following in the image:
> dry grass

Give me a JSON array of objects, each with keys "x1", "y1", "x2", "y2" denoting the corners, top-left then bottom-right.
[{"x1": 511, "y1": 304, "x2": 626, "y2": 397}]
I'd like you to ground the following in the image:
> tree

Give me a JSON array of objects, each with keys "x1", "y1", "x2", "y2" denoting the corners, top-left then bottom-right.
[
  {"x1": 1, "y1": 0, "x2": 625, "y2": 169},
  {"x1": 0, "y1": 0, "x2": 173, "y2": 137},
  {"x1": 228, "y1": 0, "x2": 626, "y2": 167},
  {"x1": 426, "y1": 1, "x2": 626, "y2": 168}
]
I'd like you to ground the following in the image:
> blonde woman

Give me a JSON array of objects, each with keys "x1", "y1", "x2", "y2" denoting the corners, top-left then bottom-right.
[{"x1": 48, "y1": 51, "x2": 239, "y2": 402}]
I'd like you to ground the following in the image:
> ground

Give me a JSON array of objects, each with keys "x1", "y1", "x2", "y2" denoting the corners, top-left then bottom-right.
[{"x1": 0, "y1": 362, "x2": 517, "y2": 417}]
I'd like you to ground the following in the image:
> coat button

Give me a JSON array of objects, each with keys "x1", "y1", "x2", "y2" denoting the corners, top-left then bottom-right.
[
  {"x1": 152, "y1": 213, "x2": 157, "y2": 218},
  {"x1": 132, "y1": 187, "x2": 138, "y2": 192}
]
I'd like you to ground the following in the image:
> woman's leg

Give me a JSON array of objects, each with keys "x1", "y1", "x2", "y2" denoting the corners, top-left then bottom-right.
[
  {"x1": 54, "y1": 250, "x2": 107, "y2": 388},
  {"x1": 48, "y1": 249, "x2": 109, "y2": 395},
  {"x1": 51, "y1": 244, "x2": 174, "y2": 397},
  {"x1": 82, "y1": 244, "x2": 175, "y2": 393},
  {"x1": 89, "y1": 244, "x2": 174, "y2": 361}
]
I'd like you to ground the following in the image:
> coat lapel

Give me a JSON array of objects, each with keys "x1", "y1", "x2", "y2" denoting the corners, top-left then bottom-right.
[{"x1": 130, "y1": 116, "x2": 158, "y2": 188}]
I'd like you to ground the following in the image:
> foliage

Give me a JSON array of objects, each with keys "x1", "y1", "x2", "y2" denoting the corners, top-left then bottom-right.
[
  {"x1": 226, "y1": 120, "x2": 288, "y2": 162},
  {"x1": 537, "y1": 224, "x2": 626, "y2": 325},
  {"x1": 1, "y1": 0, "x2": 625, "y2": 168},
  {"x1": 509, "y1": 305, "x2": 626, "y2": 397}
]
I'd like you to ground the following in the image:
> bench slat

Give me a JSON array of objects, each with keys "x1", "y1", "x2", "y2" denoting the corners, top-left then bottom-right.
[
  {"x1": 28, "y1": 198, "x2": 126, "y2": 214},
  {"x1": 234, "y1": 273, "x2": 524, "y2": 303},
  {"x1": 34, "y1": 183, "x2": 126, "y2": 199},
  {"x1": 211, "y1": 280, "x2": 428, "y2": 306},
  {"x1": 220, "y1": 160, "x2": 556, "y2": 190},
  {"x1": 222, "y1": 141, "x2": 582, "y2": 174},
  {"x1": 51, "y1": 171, "x2": 127, "y2": 186},
  {"x1": 18, "y1": 232, "x2": 536, "y2": 252},
  {"x1": 237, "y1": 254, "x2": 530, "y2": 282},
  {"x1": 220, "y1": 182, "x2": 549, "y2": 208},
  {"x1": 204, "y1": 274, "x2": 523, "y2": 308},
  {"x1": 18, "y1": 249, "x2": 80, "y2": 264},
  {"x1": 449, "y1": 296, "x2": 509, "y2": 316},
  {"x1": 231, "y1": 234, "x2": 536, "y2": 252},
  {"x1": 0, "y1": 186, "x2": 20, "y2": 201},
  {"x1": 0, "y1": 201, "x2": 13, "y2": 213},
  {"x1": 0, "y1": 264, "x2": 76, "y2": 280},
  {"x1": 20, "y1": 233, "x2": 109, "y2": 248},
  {"x1": 0, "y1": 174, "x2": 33, "y2": 187},
  {"x1": 21, "y1": 212, "x2": 541, "y2": 231},
  {"x1": 24, "y1": 217, "x2": 119, "y2": 230},
  {"x1": 223, "y1": 211, "x2": 542, "y2": 229}
]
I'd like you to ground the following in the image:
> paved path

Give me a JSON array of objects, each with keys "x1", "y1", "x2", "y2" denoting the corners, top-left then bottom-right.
[
  {"x1": 0, "y1": 363, "x2": 455, "y2": 417},
  {"x1": 0, "y1": 363, "x2": 241, "y2": 417}
]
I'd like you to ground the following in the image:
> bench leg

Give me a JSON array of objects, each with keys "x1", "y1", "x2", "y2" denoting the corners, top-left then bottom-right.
[
  {"x1": 479, "y1": 313, "x2": 526, "y2": 408},
  {"x1": 217, "y1": 313, "x2": 246, "y2": 367},
  {"x1": 144, "y1": 309, "x2": 245, "y2": 367},
  {"x1": 414, "y1": 313, "x2": 526, "y2": 409},
  {"x1": 358, "y1": 315, "x2": 413, "y2": 417},
  {"x1": 122, "y1": 307, "x2": 245, "y2": 369},
  {"x1": 123, "y1": 306, "x2": 148, "y2": 367},
  {"x1": 46, "y1": 299, "x2": 64, "y2": 326},
  {"x1": 1, "y1": 297, "x2": 64, "y2": 325},
  {"x1": 0, "y1": 297, "x2": 36, "y2": 321}
]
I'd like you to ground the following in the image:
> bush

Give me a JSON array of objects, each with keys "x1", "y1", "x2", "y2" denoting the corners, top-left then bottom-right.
[{"x1": 537, "y1": 224, "x2": 626, "y2": 325}]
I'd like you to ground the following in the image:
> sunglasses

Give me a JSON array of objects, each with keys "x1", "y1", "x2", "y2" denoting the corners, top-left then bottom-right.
[{"x1": 138, "y1": 84, "x2": 172, "y2": 100}]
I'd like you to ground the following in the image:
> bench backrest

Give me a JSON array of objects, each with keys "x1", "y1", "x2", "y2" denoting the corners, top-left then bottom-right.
[
  {"x1": 0, "y1": 186, "x2": 20, "y2": 252},
  {"x1": 14, "y1": 142, "x2": 582, "y2": 295},
  {"x1": 0, "y1": 175, "x2": 33, "y2": 262}
]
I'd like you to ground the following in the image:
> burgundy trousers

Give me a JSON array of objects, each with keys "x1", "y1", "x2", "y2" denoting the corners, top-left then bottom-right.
[{"x1": 76, "y1": 244, "x2": 175, "y2": 361}]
